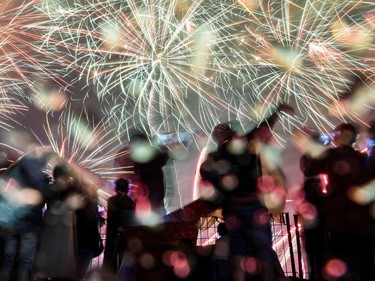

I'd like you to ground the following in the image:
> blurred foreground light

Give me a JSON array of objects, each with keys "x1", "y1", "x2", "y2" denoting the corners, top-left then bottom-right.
[
  {"x1": 34, "y1": 89, "x2": 67, "y2": 112},
  {"x1": 270, "y1": 46, "x2": 302, "y2": 74},
  {"x1": 298, "y1": 202, "x2": 318, "y2": 229},
  {"x1": 127, "y1": 238, "x2": 143, "y2": 254},
  {"x1": 1, "y1": 179, "x2": 43, "y2": 206},
  {"x1": 254, "y1": 208, "x2": 270, "y2": 225},
  {"x1": 192, "y1": 26, "x2": 215, "y2": 75},
  {"x1": 348, "y1": 181, "x2": 375, "y2": 205},
  {"x1": 65, "y1": 194, "x2": 85, "y2": 210},
  {"x1": 139, "y1": 252, "x2": 155, "y2": 270},
  {"x1": 171, "y1": 251, "x2": 190, "y2": 279},
  {"x1": 324, "y1": 259, "x2": 347, "y2": 280},
  {"x1": 100, "y1": 21, "x2": 122, "y2": 51},
  {"x1": 227, "y1": 137, "x2": 247, "y2": 155},
  {"x1": 238, "y1": 0, "x2": 258, "y2": 10},
  {"x1": 221, "y1": 174, "x2": 238, "y2": 191},
  {"x1": 241, "y1": 256, "x2": 259, "y2": 275},
  {"x1": 344, "y1": 84, "x2": 375, "y2": 117},
  {"x1": 163, "y1": 250, "x2": 174, "y2": 266},
  {"x1": 163, "y1": 250, "x2": 190, "y2": 277},
  {"x1": 225, "y1": 215, "x2": 241, "y2": 231},
  {"x1": 258, "y1": 175, "x2": 276, "y2": 193},
  {"x1": 292, "y1": 132, "x2": 327, "y2": 158},
  {"x1": 331, "y1": 20, "x2": 373, "y2": 51},
  {"x1": 130, "y1": 142, "x2": 157, "y2": 163},
  {"x1": 262, "y1": 187, "x2": 286, "y2": 215},
  {"x1": 135, "y1": 208, "x2": 162, "y2": 226},
  {"x1": 3, "y1": 131, "x2": 34, "y2": 152},
  {"x1": 198, "y1": 181, "x2": 216, "y2": 200}
]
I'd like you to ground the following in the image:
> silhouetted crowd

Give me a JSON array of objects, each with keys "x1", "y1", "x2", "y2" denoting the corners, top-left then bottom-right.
[{"x1": 0, "y1": 112, "x2": 374, "y2": 281}]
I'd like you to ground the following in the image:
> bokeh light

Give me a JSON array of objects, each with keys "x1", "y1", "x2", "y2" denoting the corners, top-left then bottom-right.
[{"x1": 324, "y1": 259, "x2": 347, "y2": 280}]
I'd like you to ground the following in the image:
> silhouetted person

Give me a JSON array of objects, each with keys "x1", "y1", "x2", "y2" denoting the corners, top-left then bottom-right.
[
  {"x1": 302, "y1": 123, "x2": 374, "y2": 281},
  {"x1": 0, "y1": 148, "x2": 55, "y2": 281},
  {"x1": 129, "y1": 132, "x2": 169, "y2": 215},
  {"x1": 103, "y1": 178, "x2": 135, "y2": 274},
  {"x1": 300, "y1": 157, "x2": 328, "y2": 280},
  {"x1": 75, "y1": 182, "x2": 104, "y2": 279},
  {"x1": 34, "y1": 162, "x2": 80, "y2": 280}
]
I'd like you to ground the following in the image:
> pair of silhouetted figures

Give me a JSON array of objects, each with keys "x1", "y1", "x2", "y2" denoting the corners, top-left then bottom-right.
[
  {"x1": 0, "y1": 150, "x2": 103, "y2": 281},
  {"x1": 201, "y1": 111, "x2": 375, "y2": 280},
  {"x1": 200, "y1": 104, "x2": 293, "y2": 281}
]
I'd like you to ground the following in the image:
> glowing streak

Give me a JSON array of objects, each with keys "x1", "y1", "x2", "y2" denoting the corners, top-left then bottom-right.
[
  {"x1": 319, "y1": 174, "x2": 329, "y2": 193},
  {"x1": 0, "y1": 1, "x2": 68, "y2": 91},
  {"x1": 30, "y1": 108, "x2": 133, "y2": 180},
  {"x1": 4, "y1": 178, "x2": 14, "y2": 193},
  {"x1": 98, "y1": 189, "x2": 111, "y2": 208},
  {"x1": 193, "y1": 146, "x2": 209, "y2": 200},
  {"x1": 0, "y1": 143, "x2": 24, "y2": 156}
]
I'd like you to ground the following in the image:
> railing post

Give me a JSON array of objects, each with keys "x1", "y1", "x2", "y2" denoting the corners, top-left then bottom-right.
[
  {"x1": 285, "y1": 212, "x2": 297, "y2": 279},
  {"x1": 294, "y1": 214, "x2": 304, "y2": 279}
]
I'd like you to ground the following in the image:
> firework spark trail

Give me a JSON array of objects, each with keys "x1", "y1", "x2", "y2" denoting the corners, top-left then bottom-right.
[
  {"x1": 0, "y1": 55, "x2": 28, "y2": 130},
  {"x1": 0, "y1": 0, "x2": 65, "y2": 87},
  {"x1": 30, "y1": 107, "x2": 133, "y2": 180},
  {"x1": 0, "y1": 1, "x2": 35, "y2": 128},
  {"x1": 42, "y1": 108, "x2": 134, "y2": 207},
  {"x1": 35, "y1": 0, "x2": 375, "y2": 138},
  {"x1": 1, "y1": 107, "x2": 132, "y2": 207},
  {"x1": 36, "y1": 0, "x2": 266, "y2": 137},
  {"x1": 0, "y1": 0, "x2": 72, "y2": 128},
  {"x1": 236, "y1": 0, "x2": 375, "y2": 134}
]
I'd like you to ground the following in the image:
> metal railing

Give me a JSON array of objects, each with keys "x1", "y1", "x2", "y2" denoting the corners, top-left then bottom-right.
[{"x1": 88, "y1": 212, "x2": 309, "y2": 280}]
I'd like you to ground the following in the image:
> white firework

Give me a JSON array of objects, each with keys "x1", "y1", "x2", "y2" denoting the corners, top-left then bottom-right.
[{"x1": 35, "y1": 0, "x2": 263, "y2": 137}]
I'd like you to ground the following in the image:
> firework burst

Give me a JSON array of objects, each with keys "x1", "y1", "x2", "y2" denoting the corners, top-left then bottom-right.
[
  {"x1": 0, "y1": 1, "x2": 36, "y2": 128},
  {"x1": 35, "y1": 0, "x2": 375, "y2": 138},
  {"x1": 236, "y1": 0, "x2": 375, "y2": 134},
  {"x1": 36, "y1": 0, "x2": 264, "y2": 137},
  {"x1": 1, "y1": 107, "x2": 133, "y2": 210},
  {"x1": 0, "y1": 0, "x2": 72, "y2": 128},
  {"x1": 36, "y1": 108, "x2": 132, "y2": 180},
  {"x1": 2, "y1": 109, "x2": 131, "y2": 179}
]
